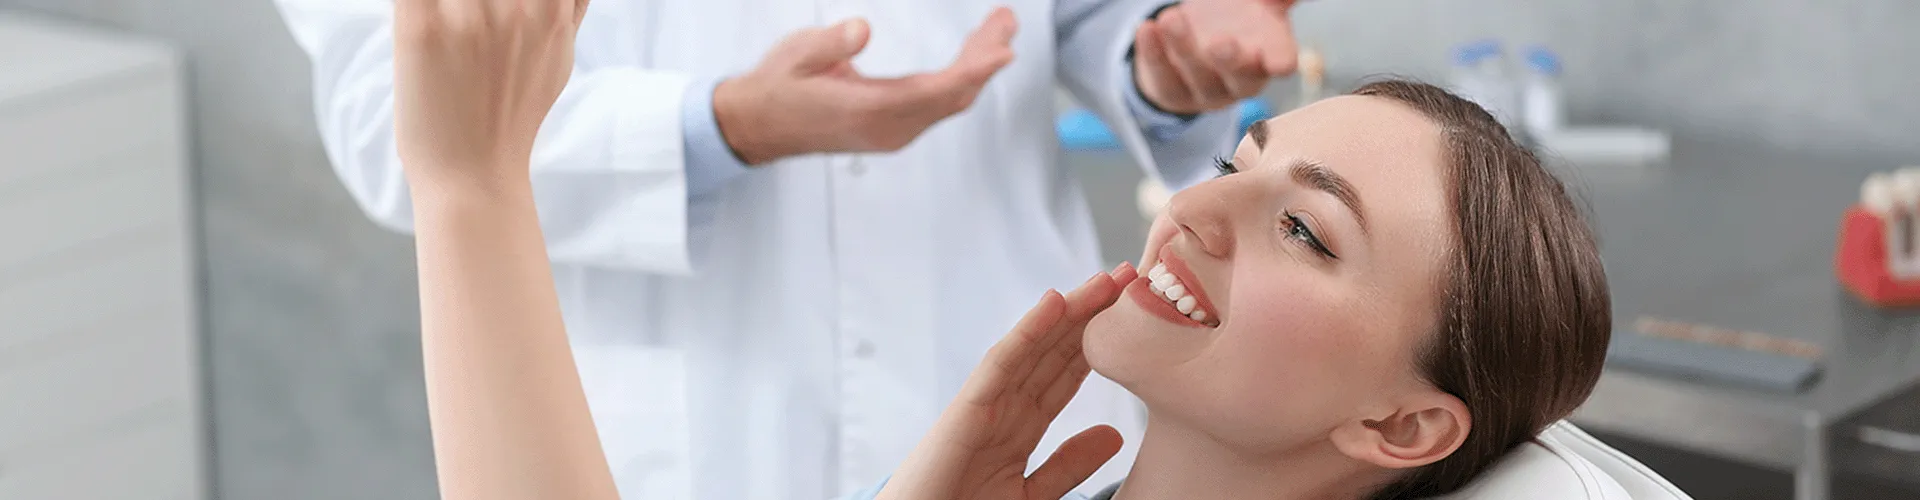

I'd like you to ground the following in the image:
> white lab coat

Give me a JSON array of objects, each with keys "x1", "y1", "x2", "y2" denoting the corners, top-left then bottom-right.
[{"x1": 275, "y1": 0, "x2": 1236, "y2": 498}]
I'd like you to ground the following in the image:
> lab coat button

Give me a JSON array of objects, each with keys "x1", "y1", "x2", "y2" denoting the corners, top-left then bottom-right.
[
  {"x1": 854, "y1": 340, "x2": 875, "y2": 358},
  {"x1": 847, "y1": 159, "x2": 867, "y2": 176}
]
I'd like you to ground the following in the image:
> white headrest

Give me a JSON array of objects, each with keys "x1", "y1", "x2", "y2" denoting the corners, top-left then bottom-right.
[{"x1": 1436, "y1": 422, "x2": 1691, "y2": 500}]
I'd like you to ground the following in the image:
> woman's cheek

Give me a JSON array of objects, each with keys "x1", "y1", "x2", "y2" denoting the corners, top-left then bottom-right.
[{"x1": 1230, "y1": 286, "x2": 1351, "y2": 364}]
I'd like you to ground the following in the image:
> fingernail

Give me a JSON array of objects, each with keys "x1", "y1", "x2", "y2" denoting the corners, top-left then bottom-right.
[{"x1": 842, "y1": 21, "x2": 863, "y2": 46}]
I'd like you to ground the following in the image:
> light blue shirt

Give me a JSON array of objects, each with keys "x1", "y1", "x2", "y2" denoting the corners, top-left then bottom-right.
[{"x1": 678, "y1": 58, "x2": 1202, "y2": 198}]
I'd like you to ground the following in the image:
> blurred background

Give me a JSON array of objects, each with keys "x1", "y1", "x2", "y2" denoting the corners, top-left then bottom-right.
[{"x1": 1, "y1": 0, "x2": 1916, "y2": 499}]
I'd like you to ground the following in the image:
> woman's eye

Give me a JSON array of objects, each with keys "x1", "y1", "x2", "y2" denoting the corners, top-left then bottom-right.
[
  {"x1": 1212, "y1": 156, "x2": 1239, "y2": 177},
  {"x1": 1283, "y1": 211, "x2": 1339, "y2": 260}
]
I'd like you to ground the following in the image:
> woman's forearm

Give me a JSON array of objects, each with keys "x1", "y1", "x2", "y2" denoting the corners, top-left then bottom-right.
[{"x1": 409, "y1": 174, "x2": 619, "y2": 500}]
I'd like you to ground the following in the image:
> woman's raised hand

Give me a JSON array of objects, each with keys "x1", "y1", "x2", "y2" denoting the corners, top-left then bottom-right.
[
  {"x1": 394, "y1": 0, "x2": 589, "y2": 192},
  {"x1": 876, "y1": 264, "x2": 1138, "y2": 500}
]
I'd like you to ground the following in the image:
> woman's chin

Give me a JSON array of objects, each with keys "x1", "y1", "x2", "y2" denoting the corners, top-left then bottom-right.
[
  {"x1": 1085, "y1": 299, "x2": 1192, "y2": 388},
  {"x1": 1083, "y1": 308, "x2": 1133, "y2": 385}
]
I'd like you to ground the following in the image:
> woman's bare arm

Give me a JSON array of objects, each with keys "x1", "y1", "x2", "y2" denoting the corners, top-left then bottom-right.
[
  {"x1": 391, "y1": 0, "x2": 618, "y2": 498},
  {"x1": 410, "y1": 187, "x2": 617, "y2": 500}
]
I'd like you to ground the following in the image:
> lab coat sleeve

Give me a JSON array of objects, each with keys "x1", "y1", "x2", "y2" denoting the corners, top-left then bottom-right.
[
  {"x1": 1053, "y1": 0, "x2": 1240, "y2": 191},
  {"x1": 681, "y1": 75, "x2": 753, "y2": 198},
  {"x1": 276, "y1": 0, "x2": 701, "y2": 274},
  {"x1": 1120, "y1": 58, "x2": 1204, "y2": 142}
]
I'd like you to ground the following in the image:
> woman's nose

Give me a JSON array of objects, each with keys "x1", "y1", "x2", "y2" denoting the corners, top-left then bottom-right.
[{"x1": 1164, "y1": 177, "x2": 1243, "y2": 260}]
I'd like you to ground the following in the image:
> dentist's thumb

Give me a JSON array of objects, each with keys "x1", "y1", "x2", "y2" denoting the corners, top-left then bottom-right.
[{"x1": 788, "y1": 19, "x2": 872, "y2": 73}]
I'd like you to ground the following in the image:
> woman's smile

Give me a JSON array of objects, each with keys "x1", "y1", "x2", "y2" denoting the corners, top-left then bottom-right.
[{"x1": 1124, "y1": 241, "x2": 1224, "y2": 328}]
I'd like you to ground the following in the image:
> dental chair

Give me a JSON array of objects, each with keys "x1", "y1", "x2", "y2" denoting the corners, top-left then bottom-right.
[{"x1": 1440, "y1": 421, "x2": 1692, "y2": 499}]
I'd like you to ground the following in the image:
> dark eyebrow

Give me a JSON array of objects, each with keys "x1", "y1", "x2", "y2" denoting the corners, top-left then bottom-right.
[
  {"x1": 1290, "y1": 159, "x2": 1368, "y2": 235},
  {"x1": 1249, "y1": 120, "x2": 1269, "y2": 150}
]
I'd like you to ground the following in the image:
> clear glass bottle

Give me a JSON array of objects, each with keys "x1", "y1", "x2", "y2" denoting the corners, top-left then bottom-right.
[
  {"x1": 1448, "y1": 39, "x2": 1520, "y2": 132},
  {"x1": 1522, "y1": 46, "x2": 1565, "y2": 143}
]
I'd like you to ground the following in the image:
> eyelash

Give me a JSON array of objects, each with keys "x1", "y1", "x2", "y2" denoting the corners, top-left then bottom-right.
[
  {"x1": 1212, "y1": 156, "x2": 1239, "y2": 176},
  {"x1": 1213, "y1": 156, "x2": 1338, "y2": 260},
  {"x1": 1282, "y1": 211, "x2": 1339, "y2": 260}
]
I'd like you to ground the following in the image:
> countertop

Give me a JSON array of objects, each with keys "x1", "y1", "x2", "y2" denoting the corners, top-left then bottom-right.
[{"x1": 1566, "y1": 140, "x2": 1920, "y2": 471}]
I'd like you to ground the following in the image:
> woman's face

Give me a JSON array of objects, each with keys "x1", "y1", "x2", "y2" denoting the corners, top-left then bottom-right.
[{"x1": 1085, "y1": 95, "x2": 1456, "y2": 453}]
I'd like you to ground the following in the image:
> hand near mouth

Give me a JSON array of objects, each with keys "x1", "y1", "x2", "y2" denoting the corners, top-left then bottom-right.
[{"x1": 875, "y1": 264, "x2": 1137, "y2": 500}]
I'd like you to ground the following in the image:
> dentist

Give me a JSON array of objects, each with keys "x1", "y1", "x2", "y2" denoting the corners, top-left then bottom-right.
[{"x1": 275, "y1": 0, "x2": 1301, "y2": 498}]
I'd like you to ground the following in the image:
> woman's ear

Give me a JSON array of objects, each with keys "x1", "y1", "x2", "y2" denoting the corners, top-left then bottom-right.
[{"x1": 1328, "y1": 392, "x2": 1469, "y2": 469}]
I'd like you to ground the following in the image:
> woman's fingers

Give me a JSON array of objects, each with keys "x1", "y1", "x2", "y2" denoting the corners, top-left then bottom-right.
[
  {"x1": 1017, "y1": 271, "x2": 1120, "y2": 395},
  {"x1": 1063, "y1": 270, "x2": 1123, "y2": 322},
  {"x1": 1037, "y1": 352, "x2": 1092, "y2": 418},
  {"x1": 961, "y1": 263, "x2": 1121, "y2": 406},
  {"x1": 1024, "y1": 425, "x2": 1125, "y2": 500},
  {"x1": 956, "y1": 289, "x2": 1066, "y2": 406},
  {"x1": 1110, "y1": 261, "x2": 1138, "y2": 285}
]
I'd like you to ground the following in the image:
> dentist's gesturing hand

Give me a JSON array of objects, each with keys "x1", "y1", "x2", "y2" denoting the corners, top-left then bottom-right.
[
  {"x1": 876, "y1": 264, "x2": 1136, "y2": 500},
  {"x1": 394, "y1": 0, "x2": 586, "y2": 188},
  {"x1": 712, "y1": 7, "x2": 1017, "y2": 165},
  {"x1": 1133, "y1": 0, "x2": 1301, "y2": 115}
]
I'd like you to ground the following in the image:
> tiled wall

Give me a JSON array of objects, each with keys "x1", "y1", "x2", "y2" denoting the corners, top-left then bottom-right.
[{"x1": 0, "y1": 0, "x2": 1909, "y2": 498}]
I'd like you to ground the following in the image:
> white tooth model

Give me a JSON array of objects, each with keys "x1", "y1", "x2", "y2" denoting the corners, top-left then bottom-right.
[
  {"x1": 1862, "y1": 173, "x2": 1900, "y2": 275},
  {"x1": 1898, "y1": 168, "x2": 1920, "y2": 277},
  {"x1": 1864, "y1": 171, "x2": 1920, "y2": 279}
]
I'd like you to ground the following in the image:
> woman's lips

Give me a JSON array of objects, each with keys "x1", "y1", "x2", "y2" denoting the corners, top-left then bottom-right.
[
  {"x1": 1154, "y1": 244, "x2": 1221, "y2": 323},
  {"x1": 1126, "y1": 275, "x2": 1215, "y2": 328}
]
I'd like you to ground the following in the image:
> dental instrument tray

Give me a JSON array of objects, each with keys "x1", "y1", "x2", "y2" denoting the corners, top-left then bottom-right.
[{"x1": 1607, "y1": 317, "x2": 1824, "y2": 394}]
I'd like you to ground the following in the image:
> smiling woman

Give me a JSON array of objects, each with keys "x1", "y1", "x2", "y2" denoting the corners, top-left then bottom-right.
[
  {"x1": 386, "y1": 0, "x2": 1611, "y2": 493},
  {"x1": 1079, "y1": 80, "x2": 1612, "y2": 499}
]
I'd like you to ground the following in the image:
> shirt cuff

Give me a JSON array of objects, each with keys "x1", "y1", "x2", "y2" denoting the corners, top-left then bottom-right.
[
  {"x1": 681, "y1": 75, "x2": 751, "y2": 198},
  {"x1": 1121, "y1": 58, "x2": 1201, "y2": 143}
]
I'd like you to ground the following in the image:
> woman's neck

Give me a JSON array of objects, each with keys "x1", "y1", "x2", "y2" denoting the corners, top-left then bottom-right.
[{"x1": 1111, "y1": 413, "x2": 1389, "y2": 500}]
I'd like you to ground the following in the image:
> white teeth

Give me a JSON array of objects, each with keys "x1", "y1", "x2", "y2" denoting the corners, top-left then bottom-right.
[{"x1": 1146, "y1": 262, "x2": 1213, "y2": 324}]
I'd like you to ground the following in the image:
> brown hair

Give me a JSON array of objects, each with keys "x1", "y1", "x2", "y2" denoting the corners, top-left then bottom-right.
[{"x1": 1352, "y1": 80, "x2": 1613, "y2": 498}]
